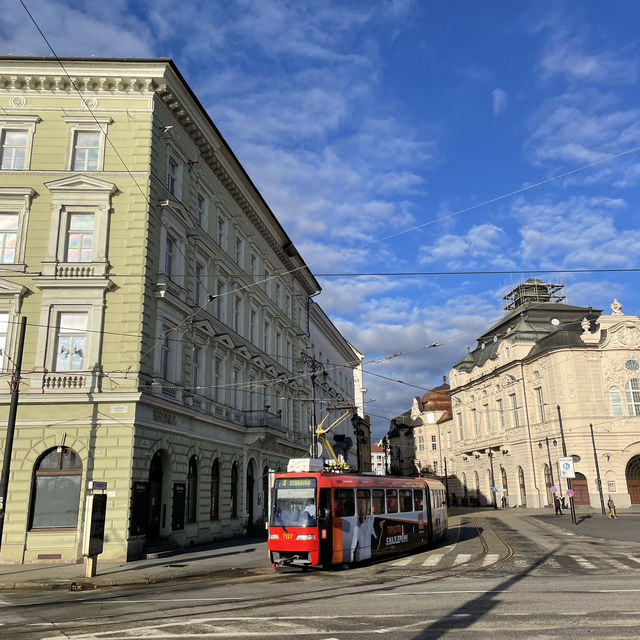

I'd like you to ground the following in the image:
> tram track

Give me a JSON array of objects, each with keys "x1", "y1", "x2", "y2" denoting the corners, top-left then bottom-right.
[{"x1": 1, "y1": 516, "x2": 516, "y2": 639}]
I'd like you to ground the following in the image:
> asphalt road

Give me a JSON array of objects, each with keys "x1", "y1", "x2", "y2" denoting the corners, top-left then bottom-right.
[{"x1": 2, "y1": 513, "x2": 640, "y2": 639}]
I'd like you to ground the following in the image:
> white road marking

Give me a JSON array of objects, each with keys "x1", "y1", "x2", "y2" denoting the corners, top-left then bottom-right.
[
  {"x1": 569, "y1": 554, "x2": 597, "y2": 569},
  {"x1": 390, "y1": 556, "x2": 413, "y2": 566},
  {"x1": 603, "y1": 557, "x2": 633, "y2": 571},
  {"x1": 422, "y1": 553, "x2": 444, "y2": 567},
  {"x1": 453, "y1": 553, "x2": 472, "y2": 565},
  {"x1": 482, "y1": 553, "x2": 499, "y2": 566}
]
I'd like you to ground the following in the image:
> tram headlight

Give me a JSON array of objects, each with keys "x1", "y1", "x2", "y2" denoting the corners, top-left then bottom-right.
[
  {"x1": 296, "y1": 534, "x2": 316, "y2": 540},
  {"x1": 269, "y1": 533, "x2": 280, "y2": 540}
]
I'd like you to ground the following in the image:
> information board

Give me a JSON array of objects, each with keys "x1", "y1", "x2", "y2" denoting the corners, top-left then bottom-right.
[
  {"x1": 82, "y1": 493, "x2": 107, "y2": 557},
  {"x1": 558, "y1": 457, "x2": 575, "y2": 479}
]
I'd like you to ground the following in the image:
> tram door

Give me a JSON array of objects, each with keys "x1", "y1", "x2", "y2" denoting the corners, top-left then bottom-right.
[{"x1": 317, "y1": 488, "x2": 332, "y2": 566}]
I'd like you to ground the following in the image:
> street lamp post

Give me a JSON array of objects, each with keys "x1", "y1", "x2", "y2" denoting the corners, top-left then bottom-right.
[
  {"x1": 488, "y1": 451, "x2": 497, "y2": 510},
  {"x1": 382, "y1": 436, "x2": 389, "y2": 475},
  {"x1": 589, "y1": 422, "x2": 606, "y2": 515}
]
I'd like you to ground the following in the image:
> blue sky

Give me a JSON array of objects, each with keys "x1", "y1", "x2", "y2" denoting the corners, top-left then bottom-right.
[{"x1": 4, "y1": 1, "x2": 640, "y2": 440}]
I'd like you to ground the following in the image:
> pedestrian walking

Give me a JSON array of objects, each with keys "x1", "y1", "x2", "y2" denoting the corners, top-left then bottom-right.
[
  {"x1": 607, "y1": 496, "x2": 617, "y2": 519},
  {"x1": 501, "y1": 495, "x2": 507, "y2": 509},
  {"x1": 554, "y1": 494, "x2": 563, "y2": 515},
  {"x1": 560, "y1": 496, "x2": 567, "y2": 510}
]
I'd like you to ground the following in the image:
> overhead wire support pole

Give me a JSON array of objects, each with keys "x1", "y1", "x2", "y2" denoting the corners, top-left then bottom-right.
[
  {"x1": 590, "y1": 423, "x2": 606, "y2": 516},
  {"x1": 0, "y1": 316, "x2": 27, "y2": 551},
  {"x1": 557, "y1": 405, "x2": 576, "y2": 526}
]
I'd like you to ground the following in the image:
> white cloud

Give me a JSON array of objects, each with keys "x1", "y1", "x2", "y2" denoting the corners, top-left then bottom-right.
[
  {"x1": 513, "y1": 195, "x2": 639, "y2": 269},
  {"x1": 538, "y1": 35, "x2": 638, "y2": 85},
  {"x1": 1, "y1": 0, "x2": 154, "y2": 57},
  {"x1": 418, "y1": 223, "x2": 509, "y2": 267},
  {"x1": 492, "y1": 88, "x2": 508, "y2": 116}
]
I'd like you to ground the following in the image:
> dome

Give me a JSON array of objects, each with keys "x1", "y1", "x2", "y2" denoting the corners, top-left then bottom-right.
[{"x1": 421, "y1": 379, "x2": 451, "y2": 411}]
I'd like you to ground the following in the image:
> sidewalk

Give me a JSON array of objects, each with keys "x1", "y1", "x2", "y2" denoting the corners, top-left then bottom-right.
[
  {"x1": 1, "y1": 508, "x2": 638, "y2": 591},
  {"x1": 0, "y1": 536, "x2": 273, "y2": 591},
  {"x1": 452, "y1": 505, "x2": 640, "y2": 543}
]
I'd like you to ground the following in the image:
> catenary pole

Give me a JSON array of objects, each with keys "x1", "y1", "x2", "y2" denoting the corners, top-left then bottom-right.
[
  {"x1": 590, "y1": 423, "x2": 606, "y2": 515},
  {"x1": 0, "y1": 316, "x2": 27, "y2": 551},
  {"x1": 557, "y1": 405, "x2": 576, "y2": 525}
]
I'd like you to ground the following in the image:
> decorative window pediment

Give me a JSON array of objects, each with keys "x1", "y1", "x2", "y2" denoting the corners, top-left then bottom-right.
[
  {"x1": 251, "y1": 355, "x2": 266, "y2": 369},
  {"x1": 213, "y1": 333, "x2": 234, "y2": 349}
]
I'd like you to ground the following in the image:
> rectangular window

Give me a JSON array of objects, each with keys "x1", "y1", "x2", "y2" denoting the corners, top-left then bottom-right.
[
  {"x1": 160, "y1": 329, "x2": 171, "y2": 380},
  {"x1": 431, "y1": 435, "x2": 437, "y2": 450},
  {"x1": 55, "y1": 313, "x2": 87, "y2": 371},
  {"x1": 164, "y1": 236, "x2": 174, "y2": 278},
  {"x1": 497, "y1": 399, "x2": 505, "y2": 433},
  {"x1": 213, "y1": 357, "x2": 222, "y2": 403},
  {"x1": 72, "y1": 132, "x2": 100, "y2": 171},
  {"x1": 191, "y1": 346, "x2": 201, "y2": 390},
  {"x1": 249, "y1": 308, "x2": 257, "y2": 343},
  {"x1": 399, "y1": 489, "x2": 413, "y2": 512},
  {"x1": 535, "y1": 387, "x2": 545, "y2": 422},
  {"x1": 167, "y1": 157, "x2": 178, "y2": 195},
  {"x1": 232, "y1": 369, "x2": 239, "y2": 408},
  {"x1": 194, "y1": 263, "x2": 203, "y2": 307},
  {"x1": 334, "y1": 489, "x2": 355, "y2": 517},
  {"x1": 457, "y1": 412, "x2": 464, "y2": 440},
  {"x1": 235, "y1": 237, "x2": 244, "y2": 266},
  {"x1": 0, "y1": 213, "x2": 18, "y2": 263},
  {"x1": 196, "y1": 194, "x2": 205, "y2": 226},
  {"x1": 510, "y1": 393, "x2": 520, "y2": 427},
  {"x1": 66, "y1": 214, "x2": 94, "y2": 262},
  {"x1": 433, "y1": 461, "x2": 438, "y2": 474},
  {"x1": 386, "y1": 489, "x2": 398, "y2": 513},
  {"x1": 250, "y1": 254, "x2": 257, "y2": 280},
  {"x1": 1, "y1": 130, "x2": 27, "y2": 170},
  {"x1": 263, "y1": 319, "x2": 271, "y2": 353},
  {"x1": 483, "y1": 403, "x2": 491, "y2": 435},
  {"x1": 275, "y1": 331, "x2": 282, "y2": 361},
  {"x1": 233, "y1": 296, "x2": 242, "y2": 333},
  {"x1": 357, "y1": 489, "x2": 371, "y2": 516},
  {"x1": 275, "y1": 283, "x2": 281, "y2": 307},
  {"x1": 418, "y1": 435, "x2": 424, "y2": 452},
  {"x1": 472, "y1": 409, "x2": 478, "y2": 439},
  {"x1": 217, "y1": 216, "x2": 226, "y2": 248},
  {"x1": 372, "y1": 489, "x2": 385, "y2": 515},
  {"x1": 413, "y1": 489, "x2": 424, "y2": 511},
  {"x1": 215, "y1": 279, "x2": 226, "y2": 322}
]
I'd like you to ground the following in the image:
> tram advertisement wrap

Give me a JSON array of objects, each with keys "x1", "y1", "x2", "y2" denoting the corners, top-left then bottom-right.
[{"x1": 334, "y1": 515, "x2": 425, "y2": 563}]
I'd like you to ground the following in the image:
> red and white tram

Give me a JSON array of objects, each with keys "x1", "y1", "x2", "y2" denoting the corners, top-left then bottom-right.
[{"x1": 268, "y1": 470, "x2": 447, "y2": 568}]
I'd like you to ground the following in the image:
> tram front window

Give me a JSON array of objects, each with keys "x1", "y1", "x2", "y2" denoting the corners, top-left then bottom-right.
[{"x1": 271, "y1": 478, "x2": 317, "y2": 527}]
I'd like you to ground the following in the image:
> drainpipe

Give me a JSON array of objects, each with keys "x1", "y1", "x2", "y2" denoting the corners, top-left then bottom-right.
[{"x1": 520, "y1": 363, "x2": 542, "y2": 508}]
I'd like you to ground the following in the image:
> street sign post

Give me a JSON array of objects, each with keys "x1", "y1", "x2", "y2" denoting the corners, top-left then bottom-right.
[{"x1": 558, "y1": 457, "x2": 575, "y2": 479}]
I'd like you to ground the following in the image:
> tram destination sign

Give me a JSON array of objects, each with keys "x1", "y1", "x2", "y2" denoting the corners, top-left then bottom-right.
[{"x1": 276, "y1": 477, "x2": 315, "y2": 489}]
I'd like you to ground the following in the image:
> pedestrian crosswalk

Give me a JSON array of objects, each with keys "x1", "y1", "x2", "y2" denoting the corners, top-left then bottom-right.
[{"x1": 390, "y1": 551, "x2": 640, "y2": 573}]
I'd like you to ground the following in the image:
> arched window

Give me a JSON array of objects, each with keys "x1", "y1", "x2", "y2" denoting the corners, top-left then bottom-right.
[
  {"x1": 230, "y1": 462, "x2": 239, "y2": 518},
  {"x1": 610, "y1": 386, "x2": 623, "y2": 416},
  {"x1": 625, "y1": 379, "x2": 640, "y2": 416},
  {"x1": 186, "y1": 456, "x2": 198, "y2": 524},
  {"x1": 210, "y1": 459, "x2": 220, "y2": 520},
  {"x1": 29, "y1": 447, "x2": 82, "y2": 529}
]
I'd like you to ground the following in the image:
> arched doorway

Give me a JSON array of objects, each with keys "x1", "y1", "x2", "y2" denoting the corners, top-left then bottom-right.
[
  {"x1": 571, "y1": 472, "x2": 590, "y2": 505},
  {"x1": 518, "y1": 466, "x2": 526, "y2": 507},
  {"x1": 544, "y1": 464, "x2": 553, "y2": 505},
  {"x1": 626, "y1": 456, "x2": 640, "y2": 503},
  {"x1": 246, "y1": 461, "x2": 255, "y2": 526},
  {"x1": 501, "y1": 467, "x2": 509, "y2": 506},
  {"x1": 148, "y1": 452, "x2": 163, "y2": 539}
]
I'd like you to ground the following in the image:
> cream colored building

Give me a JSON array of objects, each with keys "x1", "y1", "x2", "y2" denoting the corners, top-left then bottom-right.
[
  {"x1": 443, "y1": 280, "x2": 640, "y2": 510},
  {"x1": 0, "y1": 57, "x2": 361, "y2": 564}
]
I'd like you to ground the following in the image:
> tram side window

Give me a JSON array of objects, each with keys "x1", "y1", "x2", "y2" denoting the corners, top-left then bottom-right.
[
  {"x1": 386, "y1": 489, "x2": 398, "y2": 513},
  {"x1": 357, "y1": 489, "x2": 371, "y2": 516},
  {"x1": 413, "y1": 489, "x2": 424, "y2": 511},
  {"x1": 372, "y1": 489, "x2": 385, "y2": 515},
  {"x1": 400, "y1": 489, "x2": 413, "y2": 512},
  {"x1": 334, "y1": 489, "x2": 355, "y2": 517}
]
